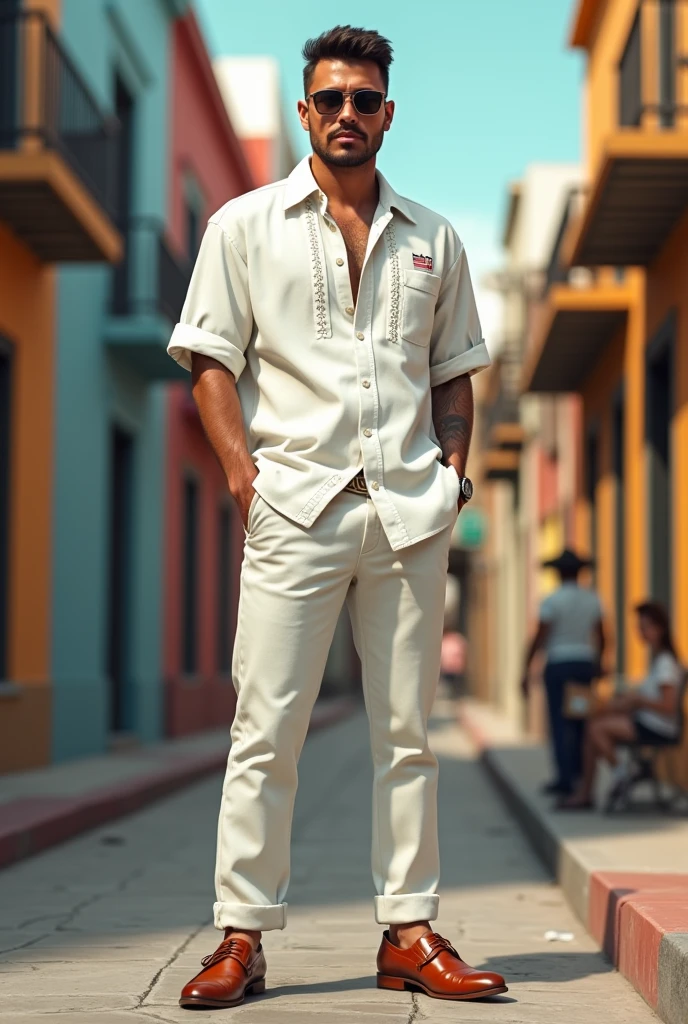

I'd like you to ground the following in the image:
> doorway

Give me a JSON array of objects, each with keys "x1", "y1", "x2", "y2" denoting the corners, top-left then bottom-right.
[
  {"x1": 586, "y1": 424, "x2": 600, "y2": 587},
  {"x1": 182, "y1": 476, "x2": 199, "y2": 675},
  {"x1": 107, "y1": 427, "x2": 134, "y2": 733},
  {"x1": 612, "y1": 389, "x2": 626, "y2": 674},
  {"x1": 646, "y1": 320, "x2": 674, "y2": 613},
  {"x1": 0, "y1": 337, "x2": 12, "y2": 679}
]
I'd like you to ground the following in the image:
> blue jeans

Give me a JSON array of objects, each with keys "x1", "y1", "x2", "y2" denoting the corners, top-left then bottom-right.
[{"x1": 543, "y1": 660, "x2": 596, "y2": 793}]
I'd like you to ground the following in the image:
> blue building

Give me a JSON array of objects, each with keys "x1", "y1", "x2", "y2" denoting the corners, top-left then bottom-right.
[{"x1": 53, "y1": 0, "x2": 190, "y2": 759}]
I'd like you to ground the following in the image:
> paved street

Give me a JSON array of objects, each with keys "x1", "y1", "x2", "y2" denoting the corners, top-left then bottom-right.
[{"x1": 0, "y1": 702, "x2": 658, "y2": 1023}]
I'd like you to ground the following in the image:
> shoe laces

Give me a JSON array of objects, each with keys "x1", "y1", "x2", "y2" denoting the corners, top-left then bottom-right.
[
  {"x1": 416, "y1": 933, "x2": 460, "y2": 971},
  {"x1": 201, "y1": 937, "x2": 249, "y2": 971}
]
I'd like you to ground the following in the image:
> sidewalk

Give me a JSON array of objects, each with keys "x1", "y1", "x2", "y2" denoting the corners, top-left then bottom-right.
[
  {"x1": 0, "y1": 699, "x2": 658, "y2": 1022},
  {"x1": 0, "y1": 696, "x2": 356, "y2": 871},
  {"x1": 460, "y1": 698, "x2": 688, "y2": 1024}
]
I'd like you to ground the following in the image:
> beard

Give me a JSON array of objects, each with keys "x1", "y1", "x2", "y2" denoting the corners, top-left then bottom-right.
[{"x1": 310, "y1": 124, "x2": 385, "y2": 168}]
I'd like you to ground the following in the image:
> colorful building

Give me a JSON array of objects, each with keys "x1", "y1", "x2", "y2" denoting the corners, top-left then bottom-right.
[
  {"x1": 471, "y1": 0, "x2": 688, "y2": 787},
  {"x1": 50, "y1": 0, "x2": 191, "y2": 763},
  {"x1": 0, "y1": 0, "x2": 122, "y2": 771},
  {"x1": 162, "y1": 11, "x2": 256, "y2": 736},
  {"x1": 525, "y1": 0, "x2": 688, "y2": 688},
  {"x1": 470, "y1": 164, "x2": 583, "y2": 733}
]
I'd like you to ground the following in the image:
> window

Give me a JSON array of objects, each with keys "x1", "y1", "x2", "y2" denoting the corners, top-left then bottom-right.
[
  {"x1": 0, "y1": 337, "x2": 12, "y2": 679},
  {"x1": 112, "y1": 76, "x2": 135, "y2": 314},
  {"x1": 619, "y1": 11, "x2": 642, "y2": 127},
  {"x1": 659, "y1": 0, "x2": 676, "y2": 127},
  {"x1": 182, "y1": 476, "x2": 199, "y2": 674},
  {"x1": 184, "y1": 172, "x2": 205, "y2": 264},
  {"x1": 217, "y1": 505, "x2": 232, "y2": 674}
]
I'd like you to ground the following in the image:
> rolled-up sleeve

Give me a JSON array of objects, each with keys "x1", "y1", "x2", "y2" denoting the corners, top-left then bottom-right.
[
  {"x1": 167, "y1": 220, "x2": 252, "y2": 379},
  {"x1": 429, "y1": 245, "x2": 491, "y2": 388}
]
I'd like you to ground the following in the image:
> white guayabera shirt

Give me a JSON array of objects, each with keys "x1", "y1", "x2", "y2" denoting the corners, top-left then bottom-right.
[{"x1": 168, "y1": 156, "x2": 490, "y2": 551}]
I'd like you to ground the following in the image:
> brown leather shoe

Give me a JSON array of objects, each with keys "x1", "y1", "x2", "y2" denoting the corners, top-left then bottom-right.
[
  {"x1": 377, "y1": 931, "x2": 507, "y2": 1000},
  {"x1": 179, "y1": 935, "x2": 267, "y2": 1009}
]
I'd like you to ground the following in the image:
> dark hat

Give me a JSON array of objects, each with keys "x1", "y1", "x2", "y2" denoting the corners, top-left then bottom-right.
[{"x1": 542, "y1": 548, "x2": 594, "y2": 574}]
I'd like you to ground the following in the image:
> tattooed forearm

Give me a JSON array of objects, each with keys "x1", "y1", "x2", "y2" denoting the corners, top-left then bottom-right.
[{"x1": 431, "y1": 374, "x2": 474, "y2": 474}]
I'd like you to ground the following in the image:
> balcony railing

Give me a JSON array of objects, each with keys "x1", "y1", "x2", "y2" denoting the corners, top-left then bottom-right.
[
  {"x1": 619, "y1": 0, "x2": 688, "y2": 129},
  {"x1": 545, "y1": 187, "x2": 592, "y2": 293},
  {"x1": 482, "y1": 349, "x2": 522, "y2": 449},
  {"x1": 0, "y1": 9, "x2": 118, "y2": 216},
  {"x1": 112, "y1": 218, "x2": 192, "y2": 325}
]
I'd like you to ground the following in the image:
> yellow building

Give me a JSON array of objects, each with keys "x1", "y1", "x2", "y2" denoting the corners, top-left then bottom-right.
[
  {"x1": 523, "y1": 0, "x2": 688, "y2": 780},
  {"x1": 527, "y1": 0, "x2": 688, "y2": 669}
]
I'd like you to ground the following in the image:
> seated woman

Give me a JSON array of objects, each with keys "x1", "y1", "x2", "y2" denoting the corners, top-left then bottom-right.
[{"x1": 559, "y1": 601, "x2": 683, "y2": 810}]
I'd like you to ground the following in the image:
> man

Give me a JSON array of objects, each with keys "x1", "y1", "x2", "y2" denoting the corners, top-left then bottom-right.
[
  {"x1": 521, "y1": 549, "x2": 605, "y2": 800},
  {"x1": 168, "y1": 25, "x2": 507, "y2": 1009}
]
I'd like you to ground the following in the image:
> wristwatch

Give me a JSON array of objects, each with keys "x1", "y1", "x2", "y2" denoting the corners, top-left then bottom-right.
[{"x1": 458, "y1": 476, "x2": 474, "y2": 502}]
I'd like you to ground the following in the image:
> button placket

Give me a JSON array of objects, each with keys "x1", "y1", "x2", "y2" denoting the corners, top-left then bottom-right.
[{"x1": 354, "y1": 258, "x2": 383, "y2": 495}]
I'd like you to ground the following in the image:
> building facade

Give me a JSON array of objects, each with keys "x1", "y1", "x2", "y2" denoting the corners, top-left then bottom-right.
[
  {"x1": 526, "y1": 0, "x2": 688, "y2": 683},
  {"x1": 474, "y1": 0, "x2": 688, "y2": 786},
  {"x1": 470, "y1": 164, "x2": 583, "y2": 733},
  {"x1": 162, "y1": 11, "x2": 256, "y2": 736},
  {"x1": 51, "y1": 0, "x2": 194, "y2": 761},
  {"x1": 0, "y1": 0, "x2": 122, "y2": 771}
]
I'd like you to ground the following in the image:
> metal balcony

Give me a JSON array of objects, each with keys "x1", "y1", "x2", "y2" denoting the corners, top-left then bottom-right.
[
  {"x1": 105, "y1": 219, "x2": 191, "y2": 380},
  {"x1": 572, "y1": 0, "x2": 688, "y2": 266},
  {"x1": 524, "y1": 189, "x2": 633, "y2": 393},
  {"x1": 0, "y1": 10, "x2": 121, "y2": 262}
]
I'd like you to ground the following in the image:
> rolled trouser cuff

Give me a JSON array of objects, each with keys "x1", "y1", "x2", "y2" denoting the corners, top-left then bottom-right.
[
  {"x1": 374, "y1": 894, "x2": 439, "y2": 925},
  {"x1": 213, "y1": 901, "x2": 288, "y2": 931}
]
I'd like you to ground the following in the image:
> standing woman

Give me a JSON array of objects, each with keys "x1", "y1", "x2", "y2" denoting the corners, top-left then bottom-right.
[{"x1": 521, "y1": 549, "x2": 605, "y2": 798}]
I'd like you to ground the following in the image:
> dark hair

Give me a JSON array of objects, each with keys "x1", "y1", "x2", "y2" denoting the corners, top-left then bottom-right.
[
  {"x1": 635, "y1": 600, "x2": 677, "y2": 658},
  {"x1": 302, "y1": 25, "x2": 394, "y2": 96}
]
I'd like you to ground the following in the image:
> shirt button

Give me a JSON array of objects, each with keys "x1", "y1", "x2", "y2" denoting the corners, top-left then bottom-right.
[
  {"x1": 363, "y1": 428, "x2": 373, "y2": 437},
  {"x1": 336, "y1": 257, "x2": 344, "y2": 267},
  {"x1": 329, "y1": 222, "x2": 337, "y2": 232},
  {"x1": 345, "y1": 306, "x2": 355, "y2": 316},
  {"x1": 356, "y1": 331, "x2": 364, "y2": 340},
  {"x1": 371, "y1": 481, "x2": 380, "y2": 491},
  {"x1": 362, "y1": 379, "x2": 371, "y2": 388}
]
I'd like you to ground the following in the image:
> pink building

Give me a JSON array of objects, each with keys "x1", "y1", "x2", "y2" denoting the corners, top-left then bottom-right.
[{"x1": 163, "y1": 12, "x2": 256, "y2": 736}]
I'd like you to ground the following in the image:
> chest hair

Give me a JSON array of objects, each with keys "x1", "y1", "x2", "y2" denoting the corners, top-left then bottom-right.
[{"x1": 337, "y1": 218, "x2": 371, "y2": 304}]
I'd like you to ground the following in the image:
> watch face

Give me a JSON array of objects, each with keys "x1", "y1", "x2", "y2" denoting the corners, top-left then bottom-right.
[{"x1": 461, "y1": 478, "x2": 474, "y2": 501}]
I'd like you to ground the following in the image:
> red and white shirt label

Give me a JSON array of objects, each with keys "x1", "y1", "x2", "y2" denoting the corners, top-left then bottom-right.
[{"x1": 412, "y1": 253, "x2": 433, "y2": 272}]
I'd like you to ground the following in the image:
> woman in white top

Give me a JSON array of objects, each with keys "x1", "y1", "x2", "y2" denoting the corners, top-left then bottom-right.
[{"x1": 560, "y1": 601, "x2": 683, "y2": 810}]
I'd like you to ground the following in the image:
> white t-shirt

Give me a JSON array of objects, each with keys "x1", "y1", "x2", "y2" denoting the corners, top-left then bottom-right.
[
  {"x1": 635, "y1": 652, "x2": 683, "y2": 738},
  {"x1": 539, "y1": 583, "x2": 602, "y2": 664}
]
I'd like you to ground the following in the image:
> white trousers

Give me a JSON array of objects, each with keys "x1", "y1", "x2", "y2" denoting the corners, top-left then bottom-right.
[{"x1": 213, "y1": 489, "x2": 453, "y2": 931}]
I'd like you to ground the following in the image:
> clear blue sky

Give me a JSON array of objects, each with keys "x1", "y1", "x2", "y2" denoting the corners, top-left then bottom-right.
[{"x1": 195, "y1": 0, "x2": 583, "y2": 320}]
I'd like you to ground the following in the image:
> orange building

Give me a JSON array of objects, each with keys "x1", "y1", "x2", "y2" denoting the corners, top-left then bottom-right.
[
  {"x1": 0, "y1": 0, "x2": 120, "y2": 770},
  {"x1": 523, "y1": 0, "x2": 688, "y2": 779}
]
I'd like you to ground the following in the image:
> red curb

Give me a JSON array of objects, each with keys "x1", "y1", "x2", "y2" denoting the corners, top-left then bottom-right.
[
  {"x1": 589, "y1": 873, "x2": 688, "y2": 1010},
  {"x1": 588, "y1": 871, "x2": 688, "y2": 956},
  {"x1": 619, "y1": 892, "x2": 688, "y2": 1010},
  {"x1": 0, "y1": 698, "x2": 358, "y2": 871}
]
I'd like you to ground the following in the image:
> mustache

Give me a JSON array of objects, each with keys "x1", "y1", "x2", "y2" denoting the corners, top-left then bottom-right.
[{"x1": 328, "y1": 127, "x2": 367, "y2": 142}]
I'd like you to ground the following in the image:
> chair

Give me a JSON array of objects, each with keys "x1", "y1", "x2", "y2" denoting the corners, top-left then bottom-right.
[{"x1": 604, "y1": 670, "x2": 688, "y2": 813}]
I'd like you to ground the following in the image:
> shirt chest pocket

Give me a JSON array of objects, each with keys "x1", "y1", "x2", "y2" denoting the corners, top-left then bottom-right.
[{"x1": 400, "y1": 269, "x2": 442, "y2": 347}]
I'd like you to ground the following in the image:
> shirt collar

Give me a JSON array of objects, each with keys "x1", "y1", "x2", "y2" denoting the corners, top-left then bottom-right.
[{"x1": 283, "y1": 156, "x2": 417, "y2": 225}]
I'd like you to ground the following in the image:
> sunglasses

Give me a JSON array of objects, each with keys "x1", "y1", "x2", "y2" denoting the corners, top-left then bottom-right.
[{"x1": 307, "y1": 89, "x2": 386, "y2": 116}]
